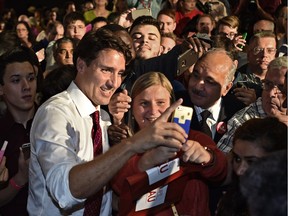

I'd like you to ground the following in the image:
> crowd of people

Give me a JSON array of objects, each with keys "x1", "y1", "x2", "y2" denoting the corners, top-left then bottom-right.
[{"x1": 0, "y1": 0, "x2": 287, "y2": 215}]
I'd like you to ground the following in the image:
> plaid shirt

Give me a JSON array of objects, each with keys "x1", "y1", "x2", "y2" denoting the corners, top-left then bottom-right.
[{"x1": 217, "y1": 97, "x2": 267, "y2": 153}]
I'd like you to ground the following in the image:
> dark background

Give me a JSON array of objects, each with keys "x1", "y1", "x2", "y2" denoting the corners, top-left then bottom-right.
[{"x1": 0, "y1": 0, "x2": 87, "y2": 15}]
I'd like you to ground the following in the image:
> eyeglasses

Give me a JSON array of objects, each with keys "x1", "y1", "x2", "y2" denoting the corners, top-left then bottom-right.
[
  {"x1": 262, "y1": 79, "x2": 284, "y2": 93},
  {"x1": 253, "y1": 47, "x2": 277, "y2": 55},
  {"x1": 218, "y1": 32, "x2": 237, "y2": 40}
]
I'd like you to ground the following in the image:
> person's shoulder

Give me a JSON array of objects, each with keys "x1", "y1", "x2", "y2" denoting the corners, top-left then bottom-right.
[
  {"x1": 237, "y1": 63, "x2": 249, "y2": 74},
  {"x1": 222, "y1": 94, "x2": 246, "y2": 113}
]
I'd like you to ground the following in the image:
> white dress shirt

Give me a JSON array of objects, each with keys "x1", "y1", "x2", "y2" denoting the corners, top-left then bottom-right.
[
  {"x1": 194, "y1": 98, "x2": 222, "y2": 139},
  {"x1": 28, "y1": 81, "x2": 112, "y2": 216}
]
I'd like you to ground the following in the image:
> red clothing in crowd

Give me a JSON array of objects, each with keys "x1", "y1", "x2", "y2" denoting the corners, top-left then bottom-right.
[
  {"x1": 112, "y1": 130, "x2": 227, "y2": 216},
  {"x1": 174, "y1": 9, "x2": 203, "y2": 36}
]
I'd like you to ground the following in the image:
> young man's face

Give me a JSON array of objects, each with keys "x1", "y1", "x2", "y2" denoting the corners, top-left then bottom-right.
[
  {"x1": 76, "y1": 49, "x2": 126, "y2": 106},
  {"x1": 65, "y1": 20, "x2": 86, "y2": 40},
  {"x1": 130, "y1": 24, "x2": 162, "y2": 60},
  {"x1": 0, "y1": 61, "x2": 37, "y2": 112},
  {"x1": 157, "y1": 14, "x2": 176, "y2": 34}
]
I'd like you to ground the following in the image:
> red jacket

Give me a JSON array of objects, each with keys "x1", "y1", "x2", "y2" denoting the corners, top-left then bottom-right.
[{"x1": 111, "y1": 130, "x2": 227, "y2": 216}]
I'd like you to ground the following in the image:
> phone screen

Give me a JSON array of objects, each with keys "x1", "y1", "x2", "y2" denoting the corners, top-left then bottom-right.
[
  {"x1": 177, "y1": 49, "x2": 198, "y2": 76},
  {"x1": 131, "y1": 9, "x2": 152, "y2": 20},
  {"x1": 171, "y1": 105, "x2": 193, "y2": 134}
]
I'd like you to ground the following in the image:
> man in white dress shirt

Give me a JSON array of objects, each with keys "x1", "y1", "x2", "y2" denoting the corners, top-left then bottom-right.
[{"x1": 28, "y1": 28, "x2": 187, "y2": 215}]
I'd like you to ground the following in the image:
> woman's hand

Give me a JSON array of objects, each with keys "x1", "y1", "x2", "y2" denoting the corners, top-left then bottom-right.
[{"x1": 0, "y1": 156, "x2": 8, "y2": 184}]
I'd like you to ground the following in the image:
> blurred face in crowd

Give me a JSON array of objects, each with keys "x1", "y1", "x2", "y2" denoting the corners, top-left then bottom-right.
[
  {"x1": 218, "y1": 24, "x2": 238, "y2": 40},
  {"x1": 132, "y1": 84, "x2": 171, "y2": 130},
  {"x1": 54, "y1": 41, "x2": 74, "y2": 66},
  {"x1": 180, "y1": 0, "x2": 197, "y2": 12},
  {"x1": 0, "y1": 61, "x2": 37, "y2": 113},
  {"x1": 232, "y1": 139, "x2": 267, "y2": 176},
  {"x1": 130, "y1": 24, "x2": 162, "y2": 60},
  {"x1": 92, "y1": 21, "x2": 107, "y2": 31},
  {"x1": 48, "y1": 23, "x2": 64, "y2": 41},
  {"x1": 253, "y1": 20, "x2": 274, "y2": 34},
  {"x1": 16, "y1": 23, "x2": 29, "y2": 40},
  {"x1": 83, "y1": 1, "x2": 94, "y2": 11},
  {"x1": 94, "y1": 0, "x2": 108, "y2": 7},
  {"x1": 157, "y1": 14, "x2": 176, "y2": 34},
  {"x1": 66, "y1": 3, "x2": 76, "y2": 14},
  {"x1": 196, "y1": 16, "x2": 214, "y2": 36},
  {"x1": 161, "y1": 36, "x2": 176, "y2": 54},
  {"x1": 75, "y1": 49, "x2": 125, "y2": 106},
  {"x1": 49, "y1": 11, "x2": 57, "y2": 22},
  {"x1": 261, "y1": 66, "x2": 287, "y2": 117},
  {"x1": 188, "y1": 51, "x2": 233, "y2": 109},
  {"x1": 65, "y1": 20, "x2": 86, "y2": 40},
  {"x1": 247, "y1": 36, "x2": 277, "y2": 75}
]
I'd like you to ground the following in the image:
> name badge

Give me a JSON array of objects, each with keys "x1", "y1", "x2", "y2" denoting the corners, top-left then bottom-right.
[
  {"x1": 146, "y1": 158, "x2": 180, "y2": 185},
  {"x1": 135, "y1": 185, "x2": 168, "y2": 211}
]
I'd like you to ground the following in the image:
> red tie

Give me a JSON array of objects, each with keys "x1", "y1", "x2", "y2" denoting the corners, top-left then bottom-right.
[{"x1": 84, "y1": 111, "x2": 103, "y2": 216}]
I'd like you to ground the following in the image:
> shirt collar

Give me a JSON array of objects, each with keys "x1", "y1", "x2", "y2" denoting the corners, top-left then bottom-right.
[
  {"x1": 195, "y1": 97, "x2": 222, "y2": 121},
  {"x1": 67, "y1": 81, "x2": 99, "y2": 118}
]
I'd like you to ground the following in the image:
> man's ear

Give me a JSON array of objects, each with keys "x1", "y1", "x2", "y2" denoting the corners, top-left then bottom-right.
[
  {"x1": 76, "y1": 57, "x2": 86, "y2": 74},
  {"x1": 159, "y1": 45, "x2": 164, "y2": 55},
  {"x1": 158, "y1": 45, "x2": 164, "y2": 56},
  {"x1": 222, "y1": 81, "x2": 233, "y2": 96}
]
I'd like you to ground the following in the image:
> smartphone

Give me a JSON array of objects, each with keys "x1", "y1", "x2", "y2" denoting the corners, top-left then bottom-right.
[
  {"x1": 177, "y1": 49, "x2": 198, "y2": 76},
  {"x1": 131, "y1": 8, "x2": 152, "y2": 20},
  {"x1": 21, "y1": 143, "x2": 31, "y2": 160},
  {"x1": 0, "y1": 141, "x2": 8, "y2": 162},
  {"x1": 238, "y1": 32, "x2": 247, "y2": 49},
  {"x1": 171, "y1": 105, "x2": 193, "y2": 134}
]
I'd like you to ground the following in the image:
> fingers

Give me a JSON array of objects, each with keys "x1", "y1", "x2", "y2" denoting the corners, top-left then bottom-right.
[
  {"x1": 0, "y1": 166, "x2": 8, "y2": 182},
  {"x1": 19, "y1": 147, "x2": 25, "y2": 163},
  {"x1": 108, "y1": 125, "x2": 130, "y2": 144},
  {"x1": 233, "y1": 88, "x2": 256, "y2": 105},
  {"x1": 181, "y1": 140, "x2": 211, "y2": 164},
  {"x1": 0, "y1": 156, "x2": 8, "y2": 182},
  {"x1": 157, "y1": 98, "x2": 183, "y2": 122},
  {"x1": 109, "y1": 91, "x2": 131, "y2": 124}
]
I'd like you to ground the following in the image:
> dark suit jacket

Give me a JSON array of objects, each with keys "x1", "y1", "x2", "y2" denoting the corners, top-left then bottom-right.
[{"x1": 176, "y1": 90, "x2": 246, "y2": 143}]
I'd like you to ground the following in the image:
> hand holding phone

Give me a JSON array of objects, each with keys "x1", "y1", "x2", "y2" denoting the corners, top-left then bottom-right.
[
  {"x1": 177, "y1": 49, "x2": 198, "y2": 76},
  {"x1": 237, "y1": 32, "x2": 247, "y2": 50},
  {"x1": 171, "y1": 105, "x2": 193, "y2": 134}
]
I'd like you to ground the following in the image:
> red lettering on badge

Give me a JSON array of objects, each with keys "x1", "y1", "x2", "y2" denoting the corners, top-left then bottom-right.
[
  {"x1": 159, "y1": 164, "x2": 168, "y2": 173},
  {"x1": 147, "y1": 190, "x2": 157, "y2": 202}
]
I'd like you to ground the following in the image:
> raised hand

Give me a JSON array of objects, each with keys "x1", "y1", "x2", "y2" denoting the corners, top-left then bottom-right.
[
  {"x1": 108, "y1": 89, "x2": 131, "y2": 125},
  {"x1": 128, "y1": 99, "x2": 188, "y2": 154},
  {"x1": 181, "y1": 140, "x2": 211, "y2": 164}
]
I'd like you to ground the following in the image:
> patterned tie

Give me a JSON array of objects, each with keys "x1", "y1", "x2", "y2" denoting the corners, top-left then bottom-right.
[
  {"x1": 84, "y1": 111, "x2": 103, "y2": 216},
  {"x1": 200, "y1": 110, "x2": 212, "y2": 138}
]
